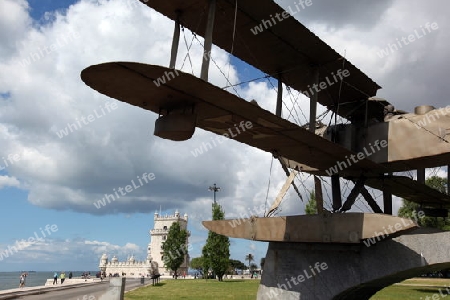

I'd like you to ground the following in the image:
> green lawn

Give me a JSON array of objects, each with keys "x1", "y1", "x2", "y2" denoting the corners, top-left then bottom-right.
[
  {"x1": 372, "y1": 278, "x2": 450, "y2": 300},
  {"x1": 124, "y1": 278, "x2": 450, "y2": 300},
  {"x1": 125, "y1": 279, "x2": 260, "y2": 300}
]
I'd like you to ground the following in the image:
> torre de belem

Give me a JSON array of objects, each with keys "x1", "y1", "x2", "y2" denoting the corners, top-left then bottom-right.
[{"x1": 99, "y1": 210, "x2": 190, "y2": 277}]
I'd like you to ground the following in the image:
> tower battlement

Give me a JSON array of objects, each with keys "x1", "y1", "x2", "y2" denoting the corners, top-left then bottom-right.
[
  {"x1": 99, "y1": 210, "x2": 189, "y2": 277},
  {"x1": 150, "y1": 210, "x2": 189, "y2": 275},
  {"x1": 154, "y1": 210, "x2": 188, "y2": 222}
]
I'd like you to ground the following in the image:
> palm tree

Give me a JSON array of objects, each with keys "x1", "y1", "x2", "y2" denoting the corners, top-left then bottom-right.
[{"x1": 245, "y1": 254, "x2": 254, "y2": 272}]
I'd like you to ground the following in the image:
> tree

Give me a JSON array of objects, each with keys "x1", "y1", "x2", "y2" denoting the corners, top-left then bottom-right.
[
  {"x1": 245, "y1": 254, "x2": 254, "y2": 271},
  {"x1": 190, "y1": 257, "x2": 204, "y2": 275},
  {"x1": 202, "y1": 252, "x2": 210, "y2": 279},
  {"x1": 305, "y1": 190, "x2": 317, "y2": 215},
  {"x1": 250, "y1": 263, "x2": 258, "y2": 271},
  {"x1": 426, "y1": 176, "x2": 447, "y2": 193},
  {"x1": 398, "y1": 175, "x2": 450, "y2": 230},
  {"x1": 229, "y1": 259, "x2": 247, "y2": 274},
  {"x1": 397, "y1": 199, "x2": 420, "y2": 220},
  {"x1": 162, "y1": 222, "x2": 188, "y2": 278},
  {"x1": 202, "y1": 203, "x2": 230, "y2": 281}
]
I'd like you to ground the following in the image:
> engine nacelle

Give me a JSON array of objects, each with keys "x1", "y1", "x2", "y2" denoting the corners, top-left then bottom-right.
[{"x1": 154, "y1": 114, "x2": 196, "y2": 141}]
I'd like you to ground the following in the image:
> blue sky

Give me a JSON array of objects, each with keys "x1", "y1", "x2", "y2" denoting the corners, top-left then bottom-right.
[
  {"x1": 0, "y1": 0, "x2": 270, "y2": 271},
  {"x1": 1, "y1": 0, "x2": 450, "y2": 273},
  {"x1": 27, "y1": 0, "x2": 76, "y2": 19}
]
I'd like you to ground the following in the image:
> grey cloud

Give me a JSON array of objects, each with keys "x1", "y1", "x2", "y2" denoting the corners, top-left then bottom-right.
[
  {"x1": 276, "y1": 0, "x2": 394, "y2": 29},
  {"x1": 2, "y1": 0, "x2": 448, "y2": 221}
]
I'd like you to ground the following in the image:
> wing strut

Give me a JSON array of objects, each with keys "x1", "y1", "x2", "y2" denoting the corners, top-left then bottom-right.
[
  {"x1": 417, "y1": 168, "x2": 425, "y2": 184},
  {"x1": 340, "y1": 177, "x2": 366, "y2": 212},
  {"x1": 266, "y1": 170, "x2": 298, "y2": 217},
  {"x1": 360, "y1": 187, "x2": 383, "y2": 213},
  {"x1": 169, "y1": 14, "x2": 181, "y2": 69},
  {"x1": 276, "y1": 74, "x2": 282, "y2": 117},
  {"x1": 200, "y1": 0, "x2": 216, "y2": 81},
  {"x1": 314, "y1": 176, "x2": 324, "y2": 214},
  {"x1": 277, "y1": 157, "x2": 303, "y2": 202},
  {"x1": 309, "y1": 69, "x2": 320, "y2": 132},
  {"x1": 383, "y1": 180, "x2": 393, "y2": 215},
  {"x1": 331, "y1": 175, "x2": 384, "y2": 213},
  {"x1": 331, "y1": 175, "x2": 342, "y2": 212},
  {"x1": 448, "y1": 165, "x2": 450, "y2": 195}
]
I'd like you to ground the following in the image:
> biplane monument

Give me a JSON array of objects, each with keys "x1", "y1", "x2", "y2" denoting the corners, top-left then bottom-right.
[{"x1": 80, "y1": 0, "x2": 450, "y2": 299}]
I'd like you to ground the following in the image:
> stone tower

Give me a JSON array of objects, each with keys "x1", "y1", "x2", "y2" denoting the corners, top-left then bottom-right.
[{"x1": 148, "y1": 210, "x2": 190, "y2": 275}]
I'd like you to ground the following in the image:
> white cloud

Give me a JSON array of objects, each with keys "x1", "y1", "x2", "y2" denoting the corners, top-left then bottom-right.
[
  {"x1": 0, "y1": 0, "x2": 449, "y2": 271},
  {"x1": 0, "y1": 0, "x2": 31, "y2": 58},
  {"x1": 85, "y1": 240, "x2": 141, "y2": 257},
  {"x1": 0, "y1": 237, "x2": 142, "y2": 266},
  {"x1": 0, "y1": 176, "x2": 20, "y2": 189}
]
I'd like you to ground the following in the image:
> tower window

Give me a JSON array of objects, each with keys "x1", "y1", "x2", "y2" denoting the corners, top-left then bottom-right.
[
  {"x1": 163, "y1": 226, "x2": 167, "y2": 230},
  {"x1": 163, "y1": 235, "x2": 166, "y2": 240}
]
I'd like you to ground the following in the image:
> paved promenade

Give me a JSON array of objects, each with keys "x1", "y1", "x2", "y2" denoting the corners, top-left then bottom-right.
[{"x1": 0, "y1": 278, "x2": 151, "y2": 300}]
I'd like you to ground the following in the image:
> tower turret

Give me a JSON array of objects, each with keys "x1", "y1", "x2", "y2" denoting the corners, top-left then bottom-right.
[{"x1": 99, "y1": 253, "x2": 108, "y2": 273}]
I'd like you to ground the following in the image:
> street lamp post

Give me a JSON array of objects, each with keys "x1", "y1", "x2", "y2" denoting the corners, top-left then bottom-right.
[{"x1": 209, "y1": 183, "x2": 220, "y2": 204}]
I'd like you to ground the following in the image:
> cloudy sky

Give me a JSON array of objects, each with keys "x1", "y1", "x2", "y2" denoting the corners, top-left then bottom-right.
[{"x1": 0, "y1": 0, "x2": 449, "y2": 272}]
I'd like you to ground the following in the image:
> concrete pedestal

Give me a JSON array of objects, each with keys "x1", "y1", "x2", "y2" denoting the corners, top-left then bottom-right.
[
  {"x1": 257, "y1": 228, "x2": 450, "y2": 299},
  {"x1": 98, "y1": 278, "x2": 126, "y2": 300}
]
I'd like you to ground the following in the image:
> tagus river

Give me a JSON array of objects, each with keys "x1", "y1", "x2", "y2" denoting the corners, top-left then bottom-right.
[{"x1": 0, "y1": 271, "x2": 97, "y2": 291}]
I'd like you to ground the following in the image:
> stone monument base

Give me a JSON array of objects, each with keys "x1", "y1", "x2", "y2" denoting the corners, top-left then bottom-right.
[{"x1": 257, "y1": 228, "x2": 450, "y2": 299}]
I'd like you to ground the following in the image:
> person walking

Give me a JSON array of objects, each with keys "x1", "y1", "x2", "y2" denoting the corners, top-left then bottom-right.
[
  {"x1": 53, "y1": 272, "x2": 58, "y2": 285},
  {"x1": 68, "y1": 271, "x2": 73, "y2": 279},
  {"x1": 19, "y1": 273, "x2": 26, "y2": 288},
  {"x1": 60, "y1": 272, "x2": 66, "y2": 284}
]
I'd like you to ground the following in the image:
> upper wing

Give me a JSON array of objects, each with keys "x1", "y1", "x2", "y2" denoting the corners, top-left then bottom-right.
[
  {"x1": 81, "y1": 62, "x2": 384, "y2": 174},
  {"x1": 138, "y1": 0, "x2": 388, "y2": 122}
]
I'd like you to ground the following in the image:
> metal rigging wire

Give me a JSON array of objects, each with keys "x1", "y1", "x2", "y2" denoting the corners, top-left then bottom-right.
[
  {"x1": 263, "y1": 156, "x2": 274, "y2": 217},
  {"x1": 192, "y1": 34, "x2": 241, "y2": 97},
  {"x1": 285, "y1": 86, "x2": 309, "y2": 125},
  {"x1": 225, "y1": 0, "x2": 238, "y2": 81},
  {"x1": 266, "y1": 76, "x2": 304, "y2": 126},
  {"x1": 180, "y1": 26, "x2": 195, "y2": 74}
]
